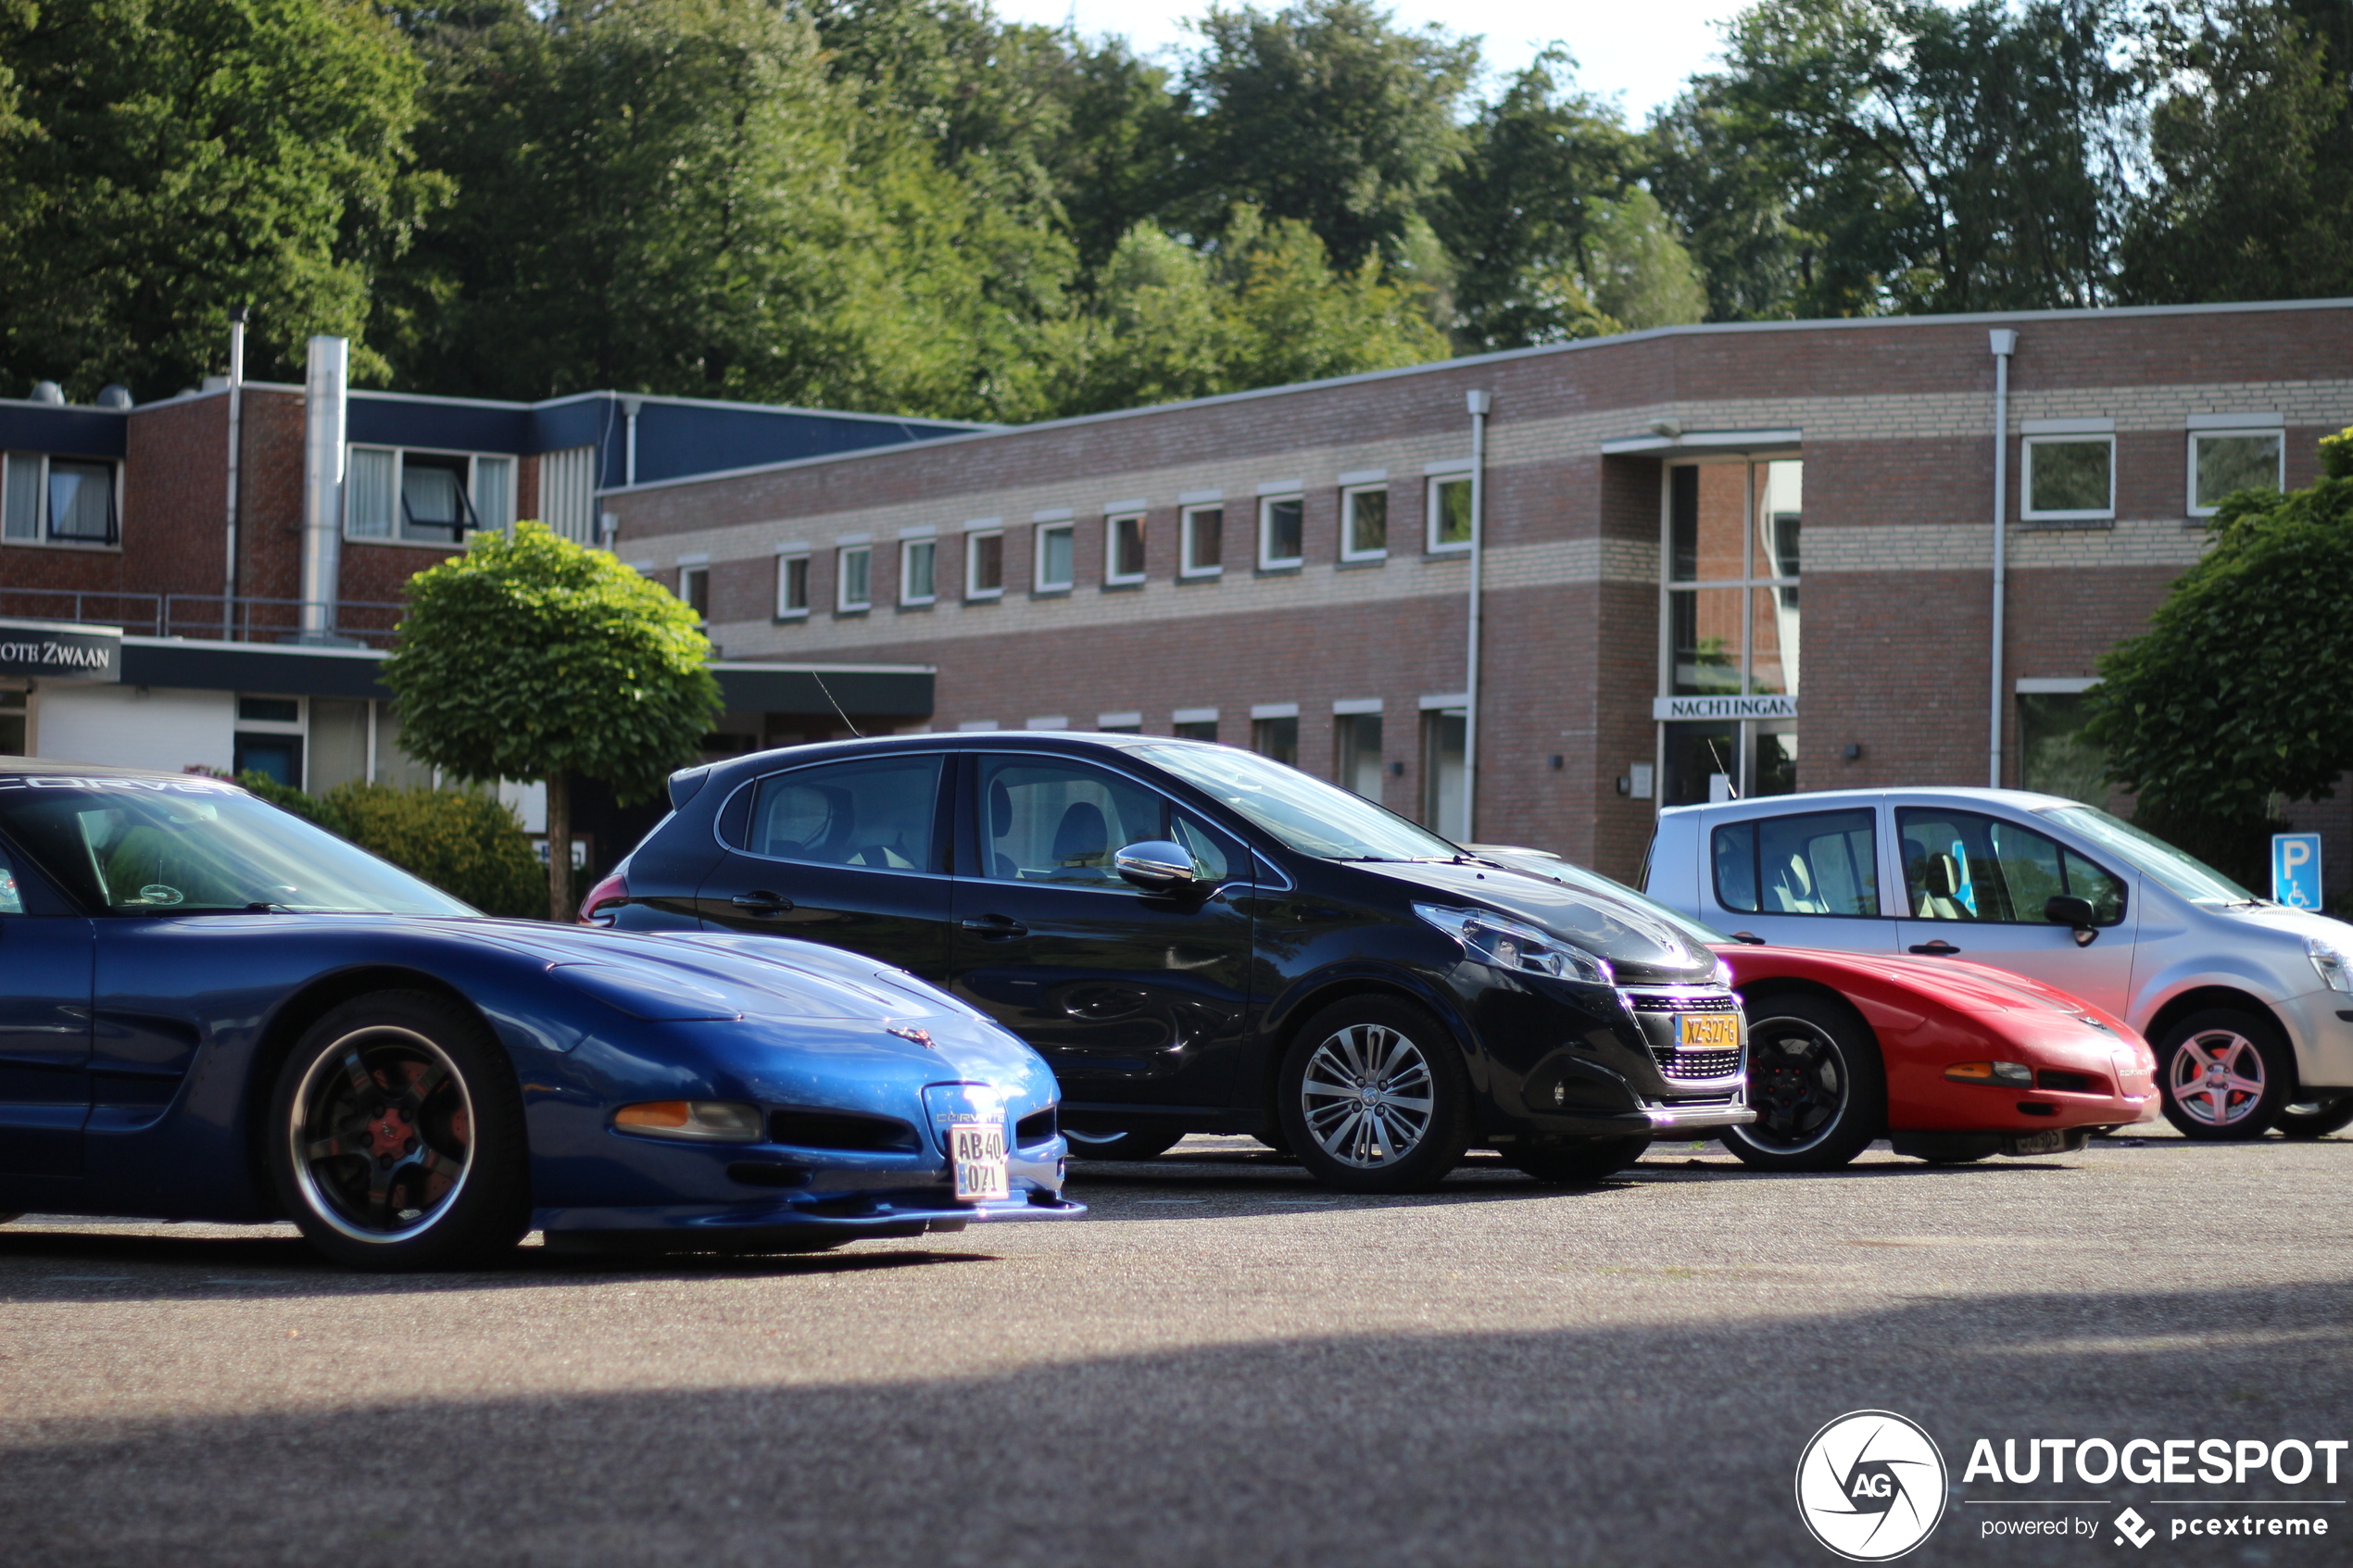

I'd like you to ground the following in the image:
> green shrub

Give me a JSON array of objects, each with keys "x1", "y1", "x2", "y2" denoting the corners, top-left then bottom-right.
[{"x1": 235, "y1": 772, "x2": 547, "y2": 919}]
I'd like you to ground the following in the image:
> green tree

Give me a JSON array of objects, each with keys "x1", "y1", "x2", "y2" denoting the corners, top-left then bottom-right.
[
  {"x1": 0, "y1": 0, "x2": 435, "y2": 399},
  {"x1": 381, "y1": 522, "x2": 721, "y2": 922},
  {"x1": 1177, "y1": 0, "x2": 1478, "y2": 270},
  {"x1": 2084, "y1": 431, "x2": 2353, "y2": 833}
]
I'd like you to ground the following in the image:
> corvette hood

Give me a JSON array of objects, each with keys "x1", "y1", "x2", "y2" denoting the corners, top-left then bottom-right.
[{"x1": 1719, "y1": 945, "x2": 2130, "y2": 1028}]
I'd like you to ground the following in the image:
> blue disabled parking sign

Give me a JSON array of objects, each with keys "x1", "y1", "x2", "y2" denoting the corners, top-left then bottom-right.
[{"x1": 2272, "y1": 832, "x2": 2324, "y2": 909}]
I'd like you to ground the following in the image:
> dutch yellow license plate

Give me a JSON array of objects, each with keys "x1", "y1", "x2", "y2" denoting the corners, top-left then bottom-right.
[{"x1": 1678, "y1": 1012, "x2": 1740, "y2": 1051}]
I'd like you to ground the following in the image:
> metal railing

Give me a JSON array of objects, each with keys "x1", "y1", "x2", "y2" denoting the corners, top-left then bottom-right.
[{"x1": 0, "y1": 587, "x2": 407, "y2": 647}]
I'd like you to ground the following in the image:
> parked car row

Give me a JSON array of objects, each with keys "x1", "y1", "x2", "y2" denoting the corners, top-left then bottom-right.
[{"x1": 0, "y1": 740, "x2": 2324, "y2": 1272}]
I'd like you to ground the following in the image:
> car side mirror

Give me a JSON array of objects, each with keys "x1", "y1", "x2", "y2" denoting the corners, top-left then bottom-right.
[
  {"x1": 2045, "y1": 894, "x2": 2098, "y2": 946},
  {"x1": 1114, "y1": 841, "x2": 1197, "y2": 892}
]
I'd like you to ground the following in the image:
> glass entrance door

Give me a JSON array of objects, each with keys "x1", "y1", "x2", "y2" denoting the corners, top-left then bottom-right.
[{"x1": 1656, "y1": 458, "x2": 1802, "y2": 805}]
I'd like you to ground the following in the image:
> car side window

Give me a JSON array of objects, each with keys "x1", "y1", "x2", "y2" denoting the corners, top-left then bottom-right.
[
  {"x1": 1713, "y1": 809, "x2": 1879, "y2": 917},
  {"x1": 1898, "y1": 809, "x2": 2123, "y2": 924},
  {"x1": 744, "y1": 755, "x2": 943, "y2": 872},
  {"x1": 0, "y1": 844, "x2": 24, "y2": 913},
  {"x1": 979, "y1": 759, "x2": 1230, "y2": 887}
]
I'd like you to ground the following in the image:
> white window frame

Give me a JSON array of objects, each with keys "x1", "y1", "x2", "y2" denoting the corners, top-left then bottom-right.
[
  {"x1": 677, "y1": 563, "x2": 711, "y2": 626},
  {"x1": 2020, "y1": 434, "x2": 2117, "y2": 522},
  {"x1": 1180, "y1": 505, "x2": 1224, "y2": 578},
  {"x1": 1, "y1": 451, "x2": 122, "y2": 548},
  {"x1": 965, "y1": 529, "x2": 1005, "y2": 600},
  {"x1": 900, "y1": 537, "x2": 937, "y2": 606},
  {"x1": 2186, "y1": 425, "x2": 2286, "y2": 518},
  {"x1": 1034, "y1": 521, "x2": 1076, "y2": 593},
  {"x1": 1426, "y1": 474, "x2": 1473, "y2": 553},
  {"x1": 1340, "y1": 483, "x2": 1389, "y2": 562},
  {"x1": 1105, "y1": 512, "x2": 1147, "y2": 584},
  {"x1": 775, "y1": 551, "x2": 811, "y2": 620},
  {"x1": 837, "y1": 544, "x2": 873, "y2": 612},
  {"x1": 344, "y1": 444, "x2": 507, "y2": 547},
  {"x1": 1257, "y1": 494, "x2": 1304, "y2": 570}
]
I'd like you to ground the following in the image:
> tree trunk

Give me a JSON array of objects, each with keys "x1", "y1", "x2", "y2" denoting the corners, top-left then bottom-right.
[{"x1": 546, "y1": 771, "x2": 572, "y2": 923}]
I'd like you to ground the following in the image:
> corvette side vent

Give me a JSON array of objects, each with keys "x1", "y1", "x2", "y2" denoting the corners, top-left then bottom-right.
[
  {"x1": 2033, "y1": 1068, "x2": 2099, "y2": 1093},
  {"x1": 767, "y1": 1107, "x2": 922, "y2": 1153},
  {"x1": 1014, "y1": 1106, "x2": 1058, "y2": 1145}
]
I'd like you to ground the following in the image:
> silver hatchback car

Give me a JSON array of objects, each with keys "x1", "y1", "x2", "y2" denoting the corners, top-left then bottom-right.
[{"x1": 1643, "y1": 786, "x2": 2353, "y2": 1141}]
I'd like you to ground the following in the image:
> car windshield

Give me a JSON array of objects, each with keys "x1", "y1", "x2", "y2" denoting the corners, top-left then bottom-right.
[
  {"x1": 0, "y1": 776, "x2": 472, "y2": 916},
  {"x1": 2038, "y1": 804, "x2": 2258, "y2": 906},
  {"x1": 1482, "y1": 848, "x2": 1740, "y2": 947},
  {"x1": 1131, "y1": 744, "x2": 1462, "y2": 861}
]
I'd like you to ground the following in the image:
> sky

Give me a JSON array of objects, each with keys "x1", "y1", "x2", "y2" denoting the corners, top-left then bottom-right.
[{"x1": 989, "y1": 0, "x2": 1748, "y2": 122}]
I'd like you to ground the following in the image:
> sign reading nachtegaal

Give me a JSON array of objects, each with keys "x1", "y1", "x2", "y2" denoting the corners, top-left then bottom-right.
[
  {"x1": 1652, "y1": 694, "x2": 1797, "y2": 721},
  {"x1": 0, "y1": 618, "x2": 122, "y2": 683}
]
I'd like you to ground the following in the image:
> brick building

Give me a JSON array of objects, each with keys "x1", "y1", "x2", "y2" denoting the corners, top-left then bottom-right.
[{"x1": 596, "y1": 298, "x2": 2353, "y2": 889}]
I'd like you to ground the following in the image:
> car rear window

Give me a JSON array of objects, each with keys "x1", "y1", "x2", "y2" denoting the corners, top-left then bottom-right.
[{"x1": 1713, "y1": 809, "x2": 1880, "y2": 918}]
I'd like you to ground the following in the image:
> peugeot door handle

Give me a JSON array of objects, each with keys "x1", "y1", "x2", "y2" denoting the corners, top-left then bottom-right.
[
  {"x1": 960, "y1": 914, "x2": 1028, "y2": 939},
  {"x1": 730, "y1": 891, "x2": 793, "y2": 916},
  {"x1": 1907, "y1": 939, "x2": 1962, "y2": 956}
]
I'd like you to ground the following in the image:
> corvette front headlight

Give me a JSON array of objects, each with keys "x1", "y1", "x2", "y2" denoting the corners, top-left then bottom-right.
[
  {"x1": 2309, "y1": 936, "x2": 2353, "y2": 994},
  {"x1": 1415, "y1": 904, "x2": 1613, "y2": 986}
]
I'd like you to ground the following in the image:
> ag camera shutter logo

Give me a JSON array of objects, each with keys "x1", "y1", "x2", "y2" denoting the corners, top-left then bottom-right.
[{"x1": 1795, "y1": 1410, "x2": 1949, "y2": 1561}]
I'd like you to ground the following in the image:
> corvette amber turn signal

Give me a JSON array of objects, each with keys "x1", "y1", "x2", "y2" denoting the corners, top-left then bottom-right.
[
  {"x1": 613, "y1": 1100, "x2": 763, "y2": 1142},
  {"x1": 1944, "y1": 1061, "x2": 2033, "y2": 1086}
]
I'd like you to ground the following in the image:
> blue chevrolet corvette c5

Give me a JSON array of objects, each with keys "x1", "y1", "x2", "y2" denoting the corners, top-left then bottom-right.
[{"x1": 0, "y1": 762, "x2": 1080, "y2": 1269}]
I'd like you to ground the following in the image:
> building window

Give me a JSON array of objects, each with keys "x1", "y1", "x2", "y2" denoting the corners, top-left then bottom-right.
[
  {"x1": 901, "y1": 538, "x2": 937, "y2": 605},
  {"x1": 1335, "y1": 711, "x2": 1384, "y2": 802},
  {"x1": 1097, "y1": 710, "x2": 1143, "y2": 734},
  {"x1": 1252, "y1": 713, "x2": 1299, "y2": 766},
  {"x1": 0, "y1": 687, "x2": 29, "y2": 756},
  {"x1": 2018, "y1": 688, "x2": 2109, "y2": 805},
  {"x1": 1173, "y1": 708, "x2": 1218, "y2": 742},
  {"x1": 1341, "y1": 485, "x2": 1388, "y2": 561},
  {"x1": 1422, "y1": 709, "x2": 1466, "y2": 839},
  {"x1": 1659, "y1": 458, "x2": 1804, "y2": 807},
  {"x1": 1035, "y1": 521, "x2": 1075, "y2": 592},
  {"x1": 538, "y1": 445, "x2": 597, "y2": 543},
  {"x1": 1428, "y1": 475, "x2": 1472, "y2": 552},
  {"x1": 1106, "y1": 513, "x2": 1146, "y2": 583},
  {"x1": 776, "y1": 553, "x2": 810, "y2": 618},
  {"x1": 677, "y1": 564, "x2": 711, "y2": 625},
  {"x1": 837, "y1": 545, "x2": 872, "y2": 611},
  {"x1": 2021, "y1": 436, "x2": 2114, "y2": 521},
  {"x1": 2189, "y1": 430, "x2": 2284, "y2": 516},
  {"x1": 234, "y1": 694, "x2": 307, "y2": 787},
  {"x1": 2, "y1": 453, "x2": 120, "y2": 546},
  {"x1": 346, "y1": 445, "x2": 512, "y2": 544},
  {"x1": 967, "y1": 530, "x2": 1004, "y2": 599},
  {"x1": 1258, "y1": 495, "x2": 1303, "y2": 569},
  {"x1": 1181, "y1": 506, "x2": 1223, "y2": 577}
]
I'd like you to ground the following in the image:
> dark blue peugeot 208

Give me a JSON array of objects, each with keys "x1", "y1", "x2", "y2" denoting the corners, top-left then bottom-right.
[{"x1": 593, "y1": 734, "x2": 1754, "y2": 1191}]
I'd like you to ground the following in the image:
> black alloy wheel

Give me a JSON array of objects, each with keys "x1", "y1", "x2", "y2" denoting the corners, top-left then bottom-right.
[
  {"x1": 2275, "y1": 1095, "x2": 2353, "y2": 1140},
  {"x1": 1721, "y1": 993, "x2": 1886, "y2": 1173},
  {"x1": 1505, "y1": 1134, "x2": 1653, "y2": 1185},
  {"x1": 2155, "y1": 1008, "x2": 2293, "y2": 1141},
  {"x1": 268, "y1": 991, "x2": 530, "y2": 1271},
  {"x1": 1278, "y1": 996, "x2": 1472, "y2": 1194},
  {"x1": 1063, "y1": 1128, "x2": 1185, "y2": 1161}
]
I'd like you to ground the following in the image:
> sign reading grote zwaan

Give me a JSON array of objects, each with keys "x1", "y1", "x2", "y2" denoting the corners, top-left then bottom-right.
[{"x1": 0, "y1": 618, "x2": 120, "y2": 683}]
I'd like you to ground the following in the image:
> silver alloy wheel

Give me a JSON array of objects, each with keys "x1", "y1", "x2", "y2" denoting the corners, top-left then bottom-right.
[
  {"x1": 2169, "y1": 1027, "x2": 2267, "y2": 1127},
  {"x1": 1299, "y1": 1022, "x2": 1436, "y2": 1169},
  {"x1": 289, "y1": 1026, "x2": 475, "y2": 1245}
]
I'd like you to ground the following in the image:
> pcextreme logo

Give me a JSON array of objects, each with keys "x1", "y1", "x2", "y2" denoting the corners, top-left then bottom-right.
[{"x1": 1795, "y1": 1410, "x2": 1951, "y2": 1562}]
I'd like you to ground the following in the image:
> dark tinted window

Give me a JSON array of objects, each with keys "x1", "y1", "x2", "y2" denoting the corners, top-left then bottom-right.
[
  {"x1": 1899, "y1": 809, "x2": 2125, "y2": 925},
  {"x1": 979, "y1": 758, "x2": 1229, "y2": 887},
  {"x1": 1713, "y1": 809, "x2": 1879, "y2": 917},
  {"x1": 744, "y1": 755, "x2": 943, "y2": 872}
]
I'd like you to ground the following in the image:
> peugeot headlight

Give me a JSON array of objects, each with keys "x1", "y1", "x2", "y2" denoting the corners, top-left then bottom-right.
[
  {"x1": 2308, "y1": 936, "x2": 2353, "y2": 994},
  {"x1": 1415, "y1": 904, "x2": 1613, "y2": 986},
  {"x1": 1713, "y1": 955, "x2": 1736, "y2": 989}
]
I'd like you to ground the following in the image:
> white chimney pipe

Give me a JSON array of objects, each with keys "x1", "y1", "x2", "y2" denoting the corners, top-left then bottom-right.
[{"x1": 299, "y1": 336, "x2": 348, "y2": 639}]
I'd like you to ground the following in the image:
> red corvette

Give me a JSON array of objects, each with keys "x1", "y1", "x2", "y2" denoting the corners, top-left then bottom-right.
[{"x1": 1477, "y1": 848, "x2": 2160, "y2": 1171}]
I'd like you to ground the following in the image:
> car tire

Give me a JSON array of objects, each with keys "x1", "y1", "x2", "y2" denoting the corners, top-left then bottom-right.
[
  {"x1": 1278, "y1": 996, "x2": 1472, "y2": 1194},
  {"x1": 1063, "y1": 1128, "x2": 1184, "y2": 1161},
  {"x1": 1720, "y1": 993, "x2": 1885, "y2": 1173},
  {"x1": 1505, "y1": 1135, "x2": 1652, "y2": 1185},
  {"x1": 2275, "y1": 1095, "x2": 2353, "y2": 1140},
  {"x1": 2156, "y1": 1008, "x2": 2294, "y2": 1141},
  {"x1": 268, "y1": 990, "x2": 531, "y2": 1272}
]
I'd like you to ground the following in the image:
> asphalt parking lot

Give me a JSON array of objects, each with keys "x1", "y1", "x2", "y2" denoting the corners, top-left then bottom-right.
[{"x1": 3, "y1": 1130, "x2": 2347, "y2": 1568}]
